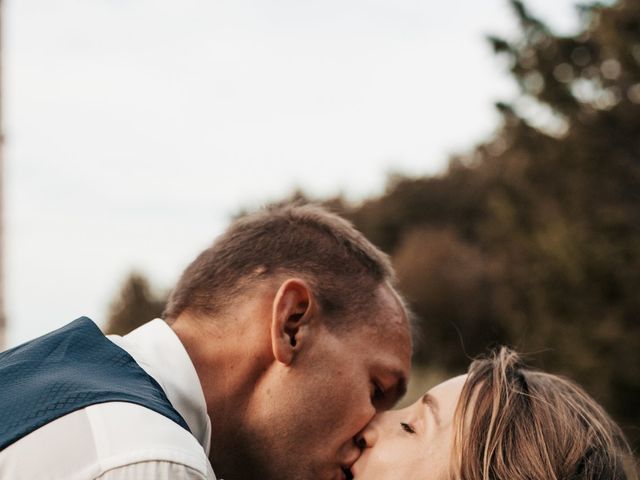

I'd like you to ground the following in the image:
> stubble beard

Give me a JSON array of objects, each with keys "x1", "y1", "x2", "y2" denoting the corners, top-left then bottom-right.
[{"x1": 210, "y1": 426, "x2": 316, "y2": 480}]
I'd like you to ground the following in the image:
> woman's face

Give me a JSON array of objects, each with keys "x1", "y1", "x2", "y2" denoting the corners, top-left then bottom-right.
[{"x1": 351, "y1": 374, "x2": 467, "y2": 480}]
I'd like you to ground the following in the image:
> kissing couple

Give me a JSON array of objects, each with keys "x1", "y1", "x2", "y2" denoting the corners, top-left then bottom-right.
[{"x1": 0, "y1": 204, "x2": 634, "y2": 479}]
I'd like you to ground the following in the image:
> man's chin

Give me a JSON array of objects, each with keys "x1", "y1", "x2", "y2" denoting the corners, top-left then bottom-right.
[
  {"x1": 209, "y1": 437, "x2": 267, "y2": 480},
  {"x1": 211, "y1": 444, "x2": 306, "y2": 480}
]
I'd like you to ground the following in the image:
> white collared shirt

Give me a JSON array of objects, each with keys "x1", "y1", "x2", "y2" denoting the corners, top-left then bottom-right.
[{"x1": 0, "y1": 319, "x2": 217, "y2": 480}]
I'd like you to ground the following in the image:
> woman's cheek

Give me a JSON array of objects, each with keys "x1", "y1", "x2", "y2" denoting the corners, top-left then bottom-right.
[{"x1": 372, "y1": 439, "x2": 413, "y2": 476}]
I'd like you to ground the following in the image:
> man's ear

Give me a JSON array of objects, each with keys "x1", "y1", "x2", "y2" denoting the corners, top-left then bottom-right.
[{"x1": 271, "y1": 278, "x2": 315, "y2": 365}]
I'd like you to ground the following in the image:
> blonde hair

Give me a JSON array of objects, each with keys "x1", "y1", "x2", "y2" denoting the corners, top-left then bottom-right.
[{"x1": 452, "y1": 348, "x2": 637, "y2": 480}]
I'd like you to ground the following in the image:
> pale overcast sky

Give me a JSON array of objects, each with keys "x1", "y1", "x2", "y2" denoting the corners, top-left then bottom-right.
[{"x1": 5, "y1": 0, "x2": 591, "y2": 346}]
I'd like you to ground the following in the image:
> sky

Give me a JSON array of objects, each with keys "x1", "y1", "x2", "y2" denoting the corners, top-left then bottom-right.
[{"x1": 4, "y1": 0, "x2": 592, "y2": 347}]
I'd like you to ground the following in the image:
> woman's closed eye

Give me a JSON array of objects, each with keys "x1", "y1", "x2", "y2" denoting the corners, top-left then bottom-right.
[{"x1": 400, "y1": 422, "x2": 416, "y2": 434}]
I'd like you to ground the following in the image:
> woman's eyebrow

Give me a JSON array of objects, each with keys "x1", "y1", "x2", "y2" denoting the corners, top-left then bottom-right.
[{"x1": 421, "y1": 393, "x2": 441, "y2": 426}]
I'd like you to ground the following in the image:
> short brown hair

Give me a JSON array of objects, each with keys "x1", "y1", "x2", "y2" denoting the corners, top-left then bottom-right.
[
  {"x1": 452, "y1": 348, "x2": 636, "y2": 480},
  {"x1": 164, "y1": 203, "x2": 398, "y2": 328}
]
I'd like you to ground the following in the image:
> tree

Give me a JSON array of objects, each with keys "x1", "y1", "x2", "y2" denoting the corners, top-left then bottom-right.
[
  {"x1": 343, "y1": 0, "x2": 640, "y2": 446},
  {"x1": 104, "y1": 272, "x2": 167, "y2": 336},
  {"x1": 111, "y1": 0, "x2": 640, "y2": 448}
]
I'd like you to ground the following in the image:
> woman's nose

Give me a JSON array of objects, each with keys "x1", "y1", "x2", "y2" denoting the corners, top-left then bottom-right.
[{"x1": 355, "y1": 418, "x2": 380, "y2": 450}]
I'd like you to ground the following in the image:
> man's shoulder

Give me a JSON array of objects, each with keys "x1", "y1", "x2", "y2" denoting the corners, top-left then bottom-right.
[
  {"x1": 84, "y1": 402, "x2": 209, "y2": 467},
  {"x1": 0, "y1": 401, "x2": 211, "y2": 480}
]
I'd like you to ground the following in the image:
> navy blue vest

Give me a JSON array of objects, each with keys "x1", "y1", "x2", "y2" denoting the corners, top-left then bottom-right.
[{"x1": 0, "y1": 317, "x2": 191, "y2": 451}]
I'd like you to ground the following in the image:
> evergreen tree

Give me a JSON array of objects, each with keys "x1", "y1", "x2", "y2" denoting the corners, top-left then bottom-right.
[
  {"x1": 104, "y1": 272, "x2": 167, "y2": 336},
  {"x1": 345, "y1": 0, "x2": 640, "y2": 444}
]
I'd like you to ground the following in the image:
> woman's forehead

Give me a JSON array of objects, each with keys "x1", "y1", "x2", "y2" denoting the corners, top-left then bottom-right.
[{"x1": 426, "y1": 375, "x2": 468, "y2": 420}]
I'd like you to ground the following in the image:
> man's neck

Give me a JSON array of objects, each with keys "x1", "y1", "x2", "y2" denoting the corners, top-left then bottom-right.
[{"x1": 170, "y1": 313, "x2": 274, "y2": 449}]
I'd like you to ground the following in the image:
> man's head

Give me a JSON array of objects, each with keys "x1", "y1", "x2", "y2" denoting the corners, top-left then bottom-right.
[
  {"x1": 165, "y1": 203, "x2": 399, "y2": 327},
  {"x1": 167, "y1": 204, "x2": 413, "y2": 480}
]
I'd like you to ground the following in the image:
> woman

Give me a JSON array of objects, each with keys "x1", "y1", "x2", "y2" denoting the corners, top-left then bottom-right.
[{"x1": 351, "y1": 348, "x2": 636, "y2": 480}]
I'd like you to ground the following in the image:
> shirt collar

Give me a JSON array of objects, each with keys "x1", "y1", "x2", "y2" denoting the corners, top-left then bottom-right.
[{"x1": 108, "y1": 319, "x2": 212, "y2": 455}]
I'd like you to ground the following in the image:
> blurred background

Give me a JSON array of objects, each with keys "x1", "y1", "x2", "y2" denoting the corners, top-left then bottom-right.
[{"x1": 2, "y1": 0, "x2": 639, "y2": 449}]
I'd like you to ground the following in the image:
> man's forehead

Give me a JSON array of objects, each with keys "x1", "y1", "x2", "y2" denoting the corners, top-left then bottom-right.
[
  {"x1": 345, "y1": 283, "x2": 412, "y2": 373},
  {"x1": 376, "y1": 282, "x2": 408, "y2": 316},
  {"x1": 362, "y1": 319, "x2": 412, "y2": 374},
  {"x1": 371, "y1": 288, "x2": 412, "y2": 344},
  {"x1": 356, "y1": 284, "x2": 407, "y2": 331}
]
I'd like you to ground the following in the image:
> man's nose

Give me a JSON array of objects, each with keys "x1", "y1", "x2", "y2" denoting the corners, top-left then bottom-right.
[{"x1": 340, "y1": 439, "x2": 363, "y2": 470}]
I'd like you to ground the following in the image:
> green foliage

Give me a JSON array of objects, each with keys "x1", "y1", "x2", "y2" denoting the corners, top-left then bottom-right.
[
  {"x1": 107, "y1": 0, "x2": 640, "y2": 449},
  {"x1": 347, "y1": 0, "x2": 640, "y2": 445}
]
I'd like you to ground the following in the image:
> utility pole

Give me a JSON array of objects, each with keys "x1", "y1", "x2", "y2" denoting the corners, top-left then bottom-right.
[{"x1": 0, "y1": 0, "x2": 5, "y2": 350}]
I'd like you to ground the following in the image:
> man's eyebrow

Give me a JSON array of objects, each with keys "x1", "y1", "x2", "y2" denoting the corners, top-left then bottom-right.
[
  {"x1": 421, "y1": 392, "x2": 441, "y2": 425},
  {"x1": 386, "y1": 369, "x2": 408, "y2": 404},
  {"x1": 395, "y1": 376, "x2": 408, "y2": 400}
]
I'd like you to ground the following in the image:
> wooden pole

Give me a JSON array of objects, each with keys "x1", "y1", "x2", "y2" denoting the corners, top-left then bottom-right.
[{"x1": 0, "y1": 0, "x2": 5, "y2": 350}]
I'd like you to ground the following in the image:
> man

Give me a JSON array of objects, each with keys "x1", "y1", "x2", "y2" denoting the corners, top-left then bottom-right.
[{"x1": 0, "y1": 204, "x2": 413, "y2": 480}]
